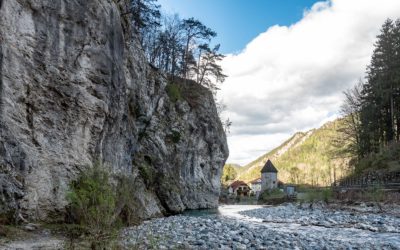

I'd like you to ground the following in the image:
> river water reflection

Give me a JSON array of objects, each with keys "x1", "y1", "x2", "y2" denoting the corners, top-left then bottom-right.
[{"x1": 183, "y1": 205, "x2": 266, "y2": 222}]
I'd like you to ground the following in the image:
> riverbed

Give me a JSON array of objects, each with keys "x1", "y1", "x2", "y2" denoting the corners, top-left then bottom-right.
[
  {"x1": 1, "y1": 203, "x2": 399, "y2": 249},
  {"x1": 121, "y1": 203, "x2": 400, "y2": 249}
]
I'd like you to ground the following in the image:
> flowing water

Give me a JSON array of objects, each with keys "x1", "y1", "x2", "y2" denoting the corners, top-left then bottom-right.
[{"x1": 183, "y1": 205, "x2": 264, "y2": 219}]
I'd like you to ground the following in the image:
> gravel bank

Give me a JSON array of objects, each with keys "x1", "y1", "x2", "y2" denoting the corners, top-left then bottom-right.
[
  {"x1": 121, "y1": 204, "x2": 400, "y2": 249},
  {"x1": 240, "y1": 203, "x2": 400, "y2": 233}
]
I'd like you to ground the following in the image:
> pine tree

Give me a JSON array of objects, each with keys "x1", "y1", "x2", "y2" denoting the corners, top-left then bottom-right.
[
  {"x1": 195, "y1": 44, "x2": 227, "y2": 92},
  {"x1": 180, "y1": 18, "x2": 216, "y2": 79},
  {"x1": 347, "y1": 18, "x2": 400, "y2": 163},
  {"x1": 129, "y1": 0, "x2": 161, "y2": 34},
  {"x1": 393, "y1": 19, "x2": 400, "y2": 140},
  {"x1": 134, "y1": 6, "x2": 227, "y2": 93}
]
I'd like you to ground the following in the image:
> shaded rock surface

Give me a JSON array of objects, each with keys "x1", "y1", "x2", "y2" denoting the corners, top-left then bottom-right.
[
  {"x1": 1, "y1": 234, "x2": 64, "y2": 250},
  {"x1": 0, "y1": 0, "x2": 228, "y2": 221}
]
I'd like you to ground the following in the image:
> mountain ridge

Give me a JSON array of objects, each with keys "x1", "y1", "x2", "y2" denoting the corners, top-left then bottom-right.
[{"x1": 225, "y1": 118, "x2": 351, "y2": 186}]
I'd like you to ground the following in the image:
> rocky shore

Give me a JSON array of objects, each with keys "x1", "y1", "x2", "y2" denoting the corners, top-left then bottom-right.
[
  {"x1": 2, "y1": 203, "x2": 400, "y2": 249},
  {"x1": 120, "y1": 204, "x2": 400, "y2": 249},
  {"x1": 240, "y1": 203, "x2": 400, "y2": 233}
]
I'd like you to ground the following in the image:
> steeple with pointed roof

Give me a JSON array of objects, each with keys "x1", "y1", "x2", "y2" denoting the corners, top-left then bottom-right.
[{"x1": 261, "y1": 159, "x2": 278, "y2": 173}]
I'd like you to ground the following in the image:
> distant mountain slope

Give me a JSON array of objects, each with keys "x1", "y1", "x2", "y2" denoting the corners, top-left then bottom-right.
[
  {"x1": 221, "y1": 163, "x2": 242, "y2": 186},
  {"x1": 240, "y1": 130, "x2": 314, "y2": 175},
  {"x1": 235, "y1": 119, "x2": 351, "y2": 186}
]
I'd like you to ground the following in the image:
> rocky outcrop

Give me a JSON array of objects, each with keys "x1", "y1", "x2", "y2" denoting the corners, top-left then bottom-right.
[{"x1": 0, "y1": 0, "x2": 228, "y2": 221}]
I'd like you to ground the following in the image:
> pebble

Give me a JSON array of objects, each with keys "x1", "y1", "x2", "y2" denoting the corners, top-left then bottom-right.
[
  {"x1": 120, "y1": 204, "x2": 400, "y2": 249},
  {"x1": 240, "y1": 203, "x2": 400, "y2": 233},
  {"x1": 23, "y1": 223, "x2": 39, "y2": 231}
]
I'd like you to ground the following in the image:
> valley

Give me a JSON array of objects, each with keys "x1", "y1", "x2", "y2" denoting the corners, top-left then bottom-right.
[{"x1": 224, "y1": 119, "x2": 352, "y2": 187}]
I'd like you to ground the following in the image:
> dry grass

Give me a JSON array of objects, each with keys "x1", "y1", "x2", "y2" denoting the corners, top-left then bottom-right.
[{"x1": 334, "y1": 188, "x2": 400, "y2": 204}]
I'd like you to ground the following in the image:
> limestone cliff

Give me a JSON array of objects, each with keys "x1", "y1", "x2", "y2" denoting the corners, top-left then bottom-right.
[{"x1": 0, "y1": 0, "x2": 228, "y2": 221}]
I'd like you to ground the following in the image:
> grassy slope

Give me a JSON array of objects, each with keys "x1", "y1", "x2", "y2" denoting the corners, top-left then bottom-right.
[{"x1": 235, "y1": 119, "x2": 351, "y2": 186}]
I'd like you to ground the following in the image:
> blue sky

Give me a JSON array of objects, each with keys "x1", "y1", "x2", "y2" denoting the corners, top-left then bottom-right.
[
  {"x1": 158, "y1": 0, "x2": 320, "y2": 54},
  {"x1": 158, "y1": 0, "x2": 400, "y2": 165}
]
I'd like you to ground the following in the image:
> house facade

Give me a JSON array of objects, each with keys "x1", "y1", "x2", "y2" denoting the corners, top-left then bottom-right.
[
  {"x1": 249, "y1": 178, "x2": 262, "y2": 196},
  {"x1": 228, "y1": 180, "x2": 251, "y2": 196},
  {"x1": 261, "y1": 160, "x2": 278, "y2": 191}
]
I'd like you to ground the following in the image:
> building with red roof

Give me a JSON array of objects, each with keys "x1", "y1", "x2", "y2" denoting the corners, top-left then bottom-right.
[{"x1": 228, "y1": 180, "x2": 251, "y2": 196}]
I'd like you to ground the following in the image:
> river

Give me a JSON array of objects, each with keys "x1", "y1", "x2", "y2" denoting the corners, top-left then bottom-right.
[
  {"x1": 122, "y1": 203, "x2": 400, "y2": 249},
  {"x1": 183, "y1": 205, "x2": 266, "y2": 222},
  {"x1": 2, "y1": 204, "x2": 399, "y2": 249}
]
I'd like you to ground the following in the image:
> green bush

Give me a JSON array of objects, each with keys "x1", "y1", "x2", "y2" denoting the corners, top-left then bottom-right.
[
  {"x1": 115, "y1": 175, "x2": 142, "y2": 227},
  {"x1": 304, "y1": 189, "x2": 318, "y2": 202},
  {"x1": 67, "y1": 164, "x2": 119, "y2": 248},
  {"x1": 259, "y1": 188, "x2": 285, "y2": 200},
  {"x1": 303, "y1": 188, "x2": 332, "y2": 203},
  {"x1": 366, "y1": 185, "x2": 384, "y2": 203},
  {"x1": 321, "y1": 188, "x2": 333, "y2": 203},
  {"x1": 139, "y1": 164, "x2": 154, "y2": 184},
  {"x1": 166, "y1": 83, "x2": 182, "y2": 102},
  {"x1": 355, "y1": 142, "x2": 400, "y2": 173}
]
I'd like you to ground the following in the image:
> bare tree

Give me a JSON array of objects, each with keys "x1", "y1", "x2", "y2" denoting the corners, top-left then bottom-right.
[{"x1": 334, "y1": 80, "x2": 363, "y2": 159}]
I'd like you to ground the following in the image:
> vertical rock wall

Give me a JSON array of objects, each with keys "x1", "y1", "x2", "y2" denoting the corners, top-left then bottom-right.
[{"x1": 0, "y1": 0, "x2": 228, "y2": 221}]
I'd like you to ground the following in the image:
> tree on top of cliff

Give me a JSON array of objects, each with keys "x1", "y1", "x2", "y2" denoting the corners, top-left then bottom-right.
[
  {"x1": 180, "y1": 18, "x2": 217, "y2": 80},
  {"x1": 125, "y1": 0, "x2": 226, "y2": 92},
  {"x1": 195, "y1": 44, "x2": 227, "y2": 93},
  {"x1": 129, "y1": 0, "x2": 161, "y2": 34},
  {"x1": 141, "y1": 14, "x2": 226, "y2": 93}
]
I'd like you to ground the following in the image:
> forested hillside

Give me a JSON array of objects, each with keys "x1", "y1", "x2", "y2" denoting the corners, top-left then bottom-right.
[
  {"x1": 231, "y1": 119, "x2": 351, "y2": 186},
  {"x1": 221, "y1": 163, "x2": 242, "y2": 185}
]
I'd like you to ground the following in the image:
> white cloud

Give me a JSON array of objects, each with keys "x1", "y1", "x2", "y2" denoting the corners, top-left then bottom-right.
[{"x1": 219, "y1": 0, "x2": 400, "y2": 165}]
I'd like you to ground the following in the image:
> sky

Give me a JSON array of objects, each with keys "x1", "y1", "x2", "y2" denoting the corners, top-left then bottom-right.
[
  {"x1": 158, "y1": 0, "x2": 320, "y2": 54},
  {"x1": 158, "y1": 0, "x2": 400, "y2": 165}
]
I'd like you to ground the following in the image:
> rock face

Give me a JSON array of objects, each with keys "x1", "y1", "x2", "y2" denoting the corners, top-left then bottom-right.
[{"x1": 0, "y1": 0, "x2": 228, "y2": 221}]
